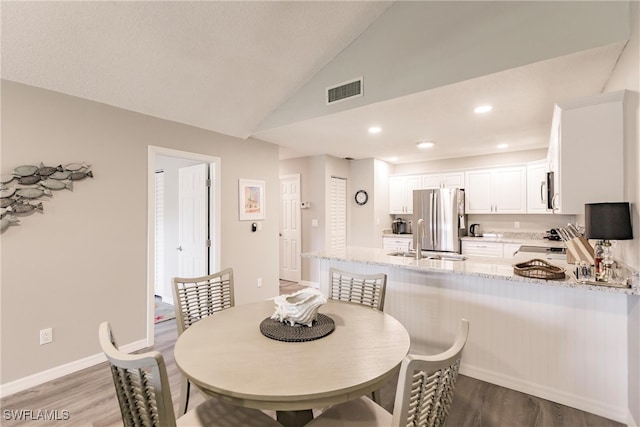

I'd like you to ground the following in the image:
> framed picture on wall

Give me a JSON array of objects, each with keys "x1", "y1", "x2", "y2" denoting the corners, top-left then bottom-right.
[{"x1": 238, "y1": 179, "x2": 265, "y2": 220}]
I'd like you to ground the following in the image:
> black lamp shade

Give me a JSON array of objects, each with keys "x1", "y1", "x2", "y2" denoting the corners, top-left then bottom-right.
[{"x1": 584, "y1": 202, "x2": 633, "y2": 240}]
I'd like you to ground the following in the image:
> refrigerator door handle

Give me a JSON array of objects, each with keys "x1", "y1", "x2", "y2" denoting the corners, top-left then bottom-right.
[
  {"x1": 429, "y1": 191, "x2": 434, "y2": 250},
  {"x1": 433, "y1": 191, "x2": 438, "y2": 248}
]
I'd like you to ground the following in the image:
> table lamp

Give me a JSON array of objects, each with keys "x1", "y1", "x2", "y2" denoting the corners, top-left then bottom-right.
[{"x1": 584, "y1": 202, "x2": 633, "y2": 282}]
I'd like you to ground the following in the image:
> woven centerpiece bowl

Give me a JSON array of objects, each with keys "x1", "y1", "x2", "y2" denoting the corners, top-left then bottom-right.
[
  {"x1": 513, "y1": 258, "x2": 566, "y2": 280},
  {"x1": 271, "y1": 288, "x2": 327, "y2": 327}
]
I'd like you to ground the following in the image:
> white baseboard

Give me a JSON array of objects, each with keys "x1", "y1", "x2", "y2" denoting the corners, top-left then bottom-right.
[
  {"x1": 301, "y1": 280, "x2": 319, "y2": 289},
  {"x1": 460, "y1": 364, "x2": 628, "y2": 423},
  {"x1": 628, "y1": 410, "x2": 639, "y2": 427},
  {"x1": 0, "y1": 339, "x2": 147, "y2": 399}
]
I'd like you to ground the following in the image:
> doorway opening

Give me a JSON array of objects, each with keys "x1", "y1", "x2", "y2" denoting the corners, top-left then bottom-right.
[{"x1": 146, "y1": 146, "x2": 221, "y2": 346}]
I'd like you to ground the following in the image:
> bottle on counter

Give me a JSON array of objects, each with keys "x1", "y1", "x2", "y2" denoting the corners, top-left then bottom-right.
[{"x1": 594, "y1": 240, "x2": 605, "y2": 281}]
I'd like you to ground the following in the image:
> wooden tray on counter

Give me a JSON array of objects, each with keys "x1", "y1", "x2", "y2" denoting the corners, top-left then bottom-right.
[{"x1": 513, "y1": 259, "x2": 566, "y2": 280}]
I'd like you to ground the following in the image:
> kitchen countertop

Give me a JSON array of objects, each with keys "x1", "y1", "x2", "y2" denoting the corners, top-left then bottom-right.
[
  {"x1": 384, "y1": 232, "x2": 566, "y2": 248},
  {"x1": 303, "y1": 246, "x2": 639, "y2": 295}
]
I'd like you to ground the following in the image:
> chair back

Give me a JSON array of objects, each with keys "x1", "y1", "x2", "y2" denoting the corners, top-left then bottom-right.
[
  {"x1": 391, "y1": 319, "x2": 470, "y2": 427},
  {"x1": 329, "y1": 268, "x2": 387, "y2": 311},
  {"x1": 99, "y1": 322, "x2": 177, "y2": 427},
  {"x1": 172, "y1": 268, "x2": 234, "y2": 335}
]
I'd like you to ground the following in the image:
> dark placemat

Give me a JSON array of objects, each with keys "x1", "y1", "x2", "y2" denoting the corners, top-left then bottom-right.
[{"x1": 260, "y1": 313, "x2": 335, "y2": 342}]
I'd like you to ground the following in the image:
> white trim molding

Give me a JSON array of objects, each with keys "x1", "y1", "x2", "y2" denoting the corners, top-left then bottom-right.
[{"x1": 0, "y1": 340, "x2": 146, "y2": 399}]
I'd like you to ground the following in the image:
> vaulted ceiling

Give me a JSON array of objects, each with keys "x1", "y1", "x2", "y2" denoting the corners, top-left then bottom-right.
[{"x1": 1, "y1": 1, "x2": 632, "y2": 163}]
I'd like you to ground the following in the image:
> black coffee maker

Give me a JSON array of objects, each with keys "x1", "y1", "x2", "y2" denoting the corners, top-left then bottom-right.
[{"x1": 392, "y1": 218, "x2": 407, "y2": 234}]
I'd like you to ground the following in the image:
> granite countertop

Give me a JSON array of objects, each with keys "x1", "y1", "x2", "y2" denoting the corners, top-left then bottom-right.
[
  {"x1": 303, "y1": 246, "x2": 639, "y2": 295},
  {"x1": 385, "y1": 232, "x2": 566, "y2": 248}
]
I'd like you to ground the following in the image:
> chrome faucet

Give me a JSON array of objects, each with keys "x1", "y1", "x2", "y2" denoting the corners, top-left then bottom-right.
[{"x1": 415, "y1": 218, "x2": 424, "y2": 260}]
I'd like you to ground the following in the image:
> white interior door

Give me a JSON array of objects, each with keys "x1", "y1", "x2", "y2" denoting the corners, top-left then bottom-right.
[
  {"x1": 178, "y1": 163, "x2": 209, "y2": 278},
  {"x1": 279, "y1": 174, "x2": 301, "y2": 282}
]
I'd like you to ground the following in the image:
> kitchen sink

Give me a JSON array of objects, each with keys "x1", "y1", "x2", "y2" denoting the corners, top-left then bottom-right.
[
  {"x1": 387, "y1": 251, "x2": 416, "y2": 258},
  {"x1": 387, "y1": 251, "x2": 467, "y2": 261}
]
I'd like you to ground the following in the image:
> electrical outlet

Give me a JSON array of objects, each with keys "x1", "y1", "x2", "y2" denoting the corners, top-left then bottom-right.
[
  {"x1": 40, "y1": 328, "x2": 53, "y2": 345},
  {"x1": 514, "y1": 221, "x2": 520, "y2": 229},
  {"x1": 257, "y1": 278, "x2": 262, "y2": 288}
]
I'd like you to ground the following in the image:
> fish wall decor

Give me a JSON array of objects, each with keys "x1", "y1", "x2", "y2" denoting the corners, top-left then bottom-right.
[{"x1": 0, "y1": 161, "x2": 94, "y2": 233}]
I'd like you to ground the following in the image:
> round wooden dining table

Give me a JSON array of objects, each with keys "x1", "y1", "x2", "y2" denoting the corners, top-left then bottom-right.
[{"x1": 174, "y1": 298, "x2": 410, "y2": 427}]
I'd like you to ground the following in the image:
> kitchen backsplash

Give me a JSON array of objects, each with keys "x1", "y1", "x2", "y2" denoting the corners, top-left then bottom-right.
[
  {"x1": 479, "y1": 231, "x2": 546, "y2": 240},
  {"x1": 466, "y1": 213, "x2": 577, "y2": 234}
]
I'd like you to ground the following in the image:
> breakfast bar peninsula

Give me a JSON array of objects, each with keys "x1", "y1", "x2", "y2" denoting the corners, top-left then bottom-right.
[{"x1": 303, "y1": 247, "x2": 639, "y2": 424}]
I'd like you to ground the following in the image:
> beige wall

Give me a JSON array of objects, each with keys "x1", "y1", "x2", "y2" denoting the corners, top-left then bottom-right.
[
  {"x1": 1, "y1": 81, "x2": 280, "y2": 385},
  {"x1": 349, "y1": 159, "x2": 375, "y2": 247},
  {"x1": 392, "y1": 148, "x2": 548, "y2": 176}
]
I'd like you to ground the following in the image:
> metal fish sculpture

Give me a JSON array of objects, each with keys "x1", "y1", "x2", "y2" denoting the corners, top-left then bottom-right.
[
  {"x1": 64, "y1": 162, "x2": 90, "y2": 172},
  {"x1": 37, "y1": 163, "x2": 63, "y2": 177},
  {"x1": 17, "y1": 175, "x2": 42, "y2": 185},
  {"x1": 1, "y1": 215, "x2": 19, "y2": 232},
  {"x1": 0, "y1": 197, "x2": 16, "y2": 208},
  {"x1": 7, "y1": 202, "x2": 43, "y2": 214},
  {"x1": 13, "y1": 165, "x2": 39, "y2": 177},
  {"x1": 48, "y1": 170, "x2": 72, "y2": 180},
  {"x1": 40, "y1": 179, "x2": 73, "y2": 191},
  {"x1": 69, "y1": 170, "x2": 93, "y2": 181},
  {"x1": 1, "y1": 175, "x2": 15, "y2": 184},
  {"x1": 0, "y1": 188, "x2": 16, "y2": 198},
  {"x1": 15, "y1": 188, "x2": 51, "y2": 199}
]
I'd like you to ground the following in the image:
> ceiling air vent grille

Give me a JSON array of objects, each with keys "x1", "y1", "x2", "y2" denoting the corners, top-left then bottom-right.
[{"x1": 326, "y1": 77, "x2": 363, "y2": 105}]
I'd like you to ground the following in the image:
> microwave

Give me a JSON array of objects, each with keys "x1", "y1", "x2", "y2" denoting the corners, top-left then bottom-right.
[{"x1": 546, "y1": 171, "x2": 555, "y2": 211}]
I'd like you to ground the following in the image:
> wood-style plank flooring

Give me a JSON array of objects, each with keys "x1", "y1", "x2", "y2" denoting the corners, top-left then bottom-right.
[{"x1": 0, "y1": 281, "x2": 624, "y2": 426}]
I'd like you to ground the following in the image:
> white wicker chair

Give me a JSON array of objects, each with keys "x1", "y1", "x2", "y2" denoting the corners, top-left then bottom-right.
[
  {"x1": 172, "y1": 268, "x2": 234, "y2": 414},
  {"x1": 307, "y1": 319, "x2": 470, "y2": 427},
  {"x1": 329, "y1": 268, "x2": 387, "y2": 311},
  {"x1": 99, "y1": 322, "x2": 281, "y2": 427}
]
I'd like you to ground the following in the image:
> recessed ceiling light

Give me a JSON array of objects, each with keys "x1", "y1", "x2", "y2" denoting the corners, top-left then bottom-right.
[
  {"x1": 497, "y1": 143, "x2": 509, "y2": 149},
  {"x1": 474, "y1": 105, "x2": 493, "y2": 114},
  {"x1": 417, "y1": 141, "x2": 435, "y2": 149},
  {"x1": 368, "y1": 126, "x2": 382, "y2": 134}
]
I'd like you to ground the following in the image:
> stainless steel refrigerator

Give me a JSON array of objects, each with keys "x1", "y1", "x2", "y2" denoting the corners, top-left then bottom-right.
[{"x1": 413, "y1": 188, "x2": 467, "y2": 253}]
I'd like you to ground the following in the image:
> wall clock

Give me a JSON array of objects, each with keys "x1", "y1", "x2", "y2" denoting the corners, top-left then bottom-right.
[{"x1": 354, "y1": 190, "x2": 368, "y2": 205}]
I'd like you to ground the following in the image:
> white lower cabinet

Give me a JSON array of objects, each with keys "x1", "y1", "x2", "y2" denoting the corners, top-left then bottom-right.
[
  {"x1": 382, "y1": 235, "x2": 413, "y2": 251},
  {"x1": 462, "y1": 241, "x2": 524, "y2": 259},
  {"x1": 461, "y1": 241, "x2": 503, "y2": 257},
  {"x1": 503, "y1": 243, "x2": 523, "y2": 259}
]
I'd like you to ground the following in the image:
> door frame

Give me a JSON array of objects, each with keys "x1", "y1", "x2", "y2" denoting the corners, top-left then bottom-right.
[{"x1": 147, "y1": 146, "x2": 221, "y2": 346}]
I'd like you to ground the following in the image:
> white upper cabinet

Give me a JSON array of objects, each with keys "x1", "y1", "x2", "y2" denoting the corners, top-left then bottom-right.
[
  {"x1": 526, "y1": 160, "x2": 548, "y2": 214},
  {"x1": 547, "y1": 90, "x2": 625, "y2": 214},
  {"x1": 389, "y1": 175, "x2": 421, "y2": 214},
  {"x1": 465, "y1": 166, "x2": 526, "y2": 214},
  {"x1": 421, "y1": 172, "x2": 464, "y2": 189}
]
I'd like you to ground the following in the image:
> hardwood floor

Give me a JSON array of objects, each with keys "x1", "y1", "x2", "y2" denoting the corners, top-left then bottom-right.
[{"x1": 0, "y1": 281, "x2": 624, "y2": 426}]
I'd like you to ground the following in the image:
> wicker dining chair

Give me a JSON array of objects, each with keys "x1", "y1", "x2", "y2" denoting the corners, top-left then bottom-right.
[
  {"x1": 307, "y1": 319, "x2": 470, "y2": 427},
  {"x1": 329, "y1": 268, "x2": 387, "y2": 311},
  {"x1": 99, "y1": 322, "x2": 281, "y2": 427},
  {"x1": 172, "y1": 268, "x2": 234, "y2": 414}
]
